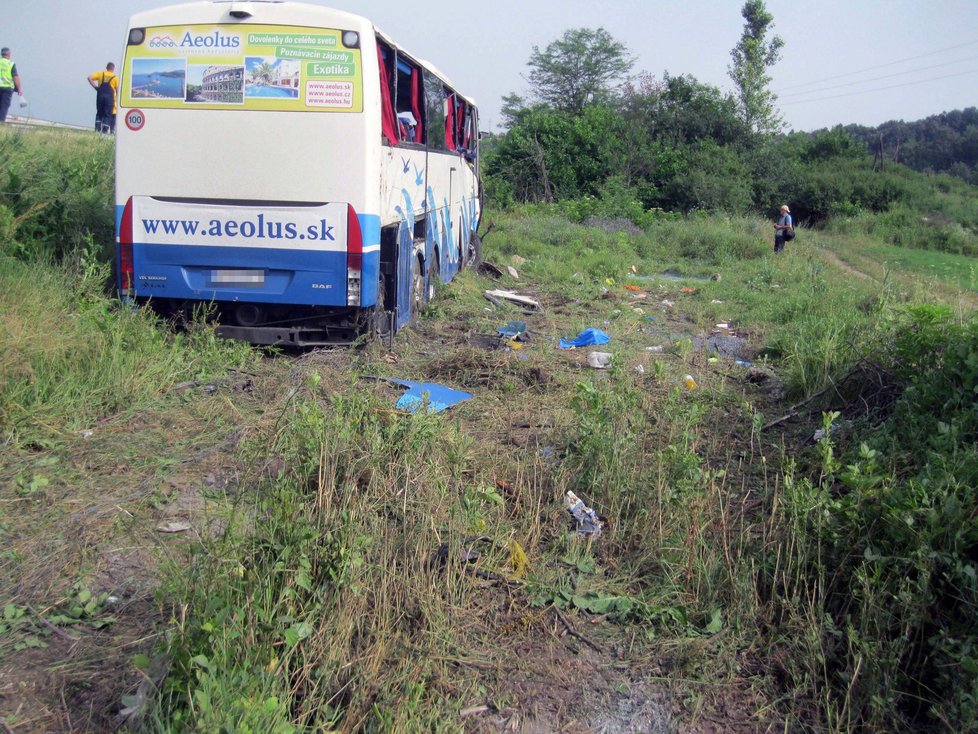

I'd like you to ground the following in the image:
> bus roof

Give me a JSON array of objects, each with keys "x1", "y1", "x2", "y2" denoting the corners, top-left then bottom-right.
[{"x1": 128, "y1": 1, "x2": 477, "y2": 108}]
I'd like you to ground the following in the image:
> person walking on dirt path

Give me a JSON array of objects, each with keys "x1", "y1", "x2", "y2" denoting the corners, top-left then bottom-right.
[
  {"x1": 773, "y1": 204, "x2": 793, "y2": 253},
  {"x1": 88, "y1": 62, "x2": 118, "y2": 134},
  {"x1": 0, "y1": 47, "x2": 24, "y2": 123}
]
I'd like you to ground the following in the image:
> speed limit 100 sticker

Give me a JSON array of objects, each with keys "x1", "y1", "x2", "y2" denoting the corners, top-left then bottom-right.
[{"x1": 125, "y1": 109, "x2": 146, "y2": 131}]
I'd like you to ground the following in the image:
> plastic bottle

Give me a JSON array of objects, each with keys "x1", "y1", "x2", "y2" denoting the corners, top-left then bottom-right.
[{"x1": 683, "y1": 374, "x2": 697, "y2": 390}]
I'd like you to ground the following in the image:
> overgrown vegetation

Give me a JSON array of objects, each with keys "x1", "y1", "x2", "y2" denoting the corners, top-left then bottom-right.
[{"x1": 2, "y1": 11, "x2": 978, "y2": 729}]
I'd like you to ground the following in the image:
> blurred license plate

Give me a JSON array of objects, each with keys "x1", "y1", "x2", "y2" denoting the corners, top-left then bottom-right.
[{"x1": 210, "y1": 269, "x2": 264, "y2": 286}]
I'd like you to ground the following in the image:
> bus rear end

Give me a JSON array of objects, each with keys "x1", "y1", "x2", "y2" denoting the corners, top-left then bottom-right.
[{"x1": 116, "y1": 1, "x2": 381, "y2": 345}]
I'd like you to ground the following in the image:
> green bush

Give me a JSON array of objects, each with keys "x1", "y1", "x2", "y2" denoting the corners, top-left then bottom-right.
[
  {"x1": 0, "y1": 128, "x2": 115, "y2": 262},
  {"x1": 780, "y1": 306, "x2": 978, "y2": 729}
]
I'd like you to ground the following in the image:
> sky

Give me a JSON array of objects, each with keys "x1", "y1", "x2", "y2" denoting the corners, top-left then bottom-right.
[{"x1": 6, "y1": 0, "x2": 978, "y2": 133}]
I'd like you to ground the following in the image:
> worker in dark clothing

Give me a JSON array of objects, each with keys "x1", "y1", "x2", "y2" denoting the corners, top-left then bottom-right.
[{"x1": 87, "y1": 62, "x2": 118, "y2": 134}]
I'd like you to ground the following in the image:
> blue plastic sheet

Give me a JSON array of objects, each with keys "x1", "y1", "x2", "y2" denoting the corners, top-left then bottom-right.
[
  {"x1": 383, "y1": 379, "x2": 473, "y2": 414},
  {"x1": 497, "y1": 320, "x2": 527, "y2": 339},
  {"x1": 558, "y1": 328, "x2": 611, "y2": 350}
]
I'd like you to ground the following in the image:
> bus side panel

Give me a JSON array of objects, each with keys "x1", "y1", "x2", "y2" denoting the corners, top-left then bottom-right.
[
  {"x1": 423, "y1": 150, "x2": 479, "y2": 284},
  {"x1": 381, "y1": 146, "x2": 428, "y2": 326}
]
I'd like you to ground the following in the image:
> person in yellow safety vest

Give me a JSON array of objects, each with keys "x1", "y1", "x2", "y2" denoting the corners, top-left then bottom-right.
[
  {"x1": 0, "y1": 47, "x2": 24, "y2": 123},
  {"x1": 87, "y1": 62, "x2": 118, "y2": 134}
]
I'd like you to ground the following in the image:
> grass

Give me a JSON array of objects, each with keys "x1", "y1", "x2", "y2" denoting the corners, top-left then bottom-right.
[{"x1": 2, "y1": 126, "x2": 977, "y2": 731}]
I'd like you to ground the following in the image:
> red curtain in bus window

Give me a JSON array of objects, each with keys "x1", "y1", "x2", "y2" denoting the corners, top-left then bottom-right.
[
  {"x1": 410, "y1": 68, "x2": 424, "y2": 144},
  {"x1": 462, "y1": 108, "x2": 472, "y2": 150},
  {"x1": 455, "y1": 99, "x2": 466, "y2": 149},
  {"x1": 377, "y1": 45, "x2": 399, "y2": 145},
  {"x1": 445, "y1": 93, "x2": 456, "y2": 151}
]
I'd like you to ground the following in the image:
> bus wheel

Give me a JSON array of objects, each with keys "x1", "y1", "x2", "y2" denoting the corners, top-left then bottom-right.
[
  {"x1": 427, "y1": 254, "x2": 439, "y2": 303},
  {"x1": 411, "y1": 255, "x2": 424, "y2": 323},
  {"x1": 468, "y1": 232, "x2": 483, "y2": 266},
  {"x1": 373, "y1": 278, "x2": 390, "y2": 336}
]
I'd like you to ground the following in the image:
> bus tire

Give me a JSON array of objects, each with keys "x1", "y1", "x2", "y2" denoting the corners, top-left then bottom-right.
[
  {"x1": 410, "y1": 255, "x2": 424, "y2": 324},
  {"x1": 373, "y1": 278, "x2": 391, "y2": 336},
  {"x1": 468, "y1": 232, "x2": 483, "y2": 267},
  {"x1": 427, "y1": 252, "x2": 439, "y2": 302}
]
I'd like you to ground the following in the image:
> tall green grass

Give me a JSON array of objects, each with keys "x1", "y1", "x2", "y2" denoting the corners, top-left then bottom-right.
[
  {"x1": 0, "y1": 253, "x2": 256, "y2": 445},
  {"x1": 0, "y1": 127, "x2": 114, "y2": 261}
]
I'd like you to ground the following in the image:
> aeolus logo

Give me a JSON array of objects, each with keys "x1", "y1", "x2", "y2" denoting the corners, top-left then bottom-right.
[
  {"x1": 179, "y1": 31, "x2": 241, "y2": 49},
  {"x1": 148, "y1": 35, "x2": 178, "y2": 48}
]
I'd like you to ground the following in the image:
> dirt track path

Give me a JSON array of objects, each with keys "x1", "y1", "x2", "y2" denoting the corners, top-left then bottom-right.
[{"x1": 820, "y1": 249, "x2": 873, "y2": 281}]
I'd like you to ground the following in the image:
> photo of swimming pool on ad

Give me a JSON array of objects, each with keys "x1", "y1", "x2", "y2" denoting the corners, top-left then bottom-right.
[{"x1": 245, "y1": 57, "x2": 300, "y2": 99}]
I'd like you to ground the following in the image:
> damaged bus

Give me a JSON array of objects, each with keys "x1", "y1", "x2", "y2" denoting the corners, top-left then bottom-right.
[{"x1": 116, "y1": 1, "x2": 481, "y2": 345}]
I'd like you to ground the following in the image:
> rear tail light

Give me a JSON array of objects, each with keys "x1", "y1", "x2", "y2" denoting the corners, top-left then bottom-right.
[
  {"x1": 118, "y1": 197, "x2": 134, "y2": 294},
  {"x1": 346, "y1": 204, "x2": 363, "y2": 306}
]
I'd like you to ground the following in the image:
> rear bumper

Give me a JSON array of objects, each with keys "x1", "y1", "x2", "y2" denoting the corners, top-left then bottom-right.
[{"x1": 215, "y1": 323, "x2": 362, "y2": 346}]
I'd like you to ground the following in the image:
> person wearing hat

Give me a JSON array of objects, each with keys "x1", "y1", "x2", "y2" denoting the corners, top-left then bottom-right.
[
  {"x1": 0, "y1": 47, "x2": 24, "y2": 123},
  {"x1": 774, "y1": 204, "x2": 793, "y2": 253}
]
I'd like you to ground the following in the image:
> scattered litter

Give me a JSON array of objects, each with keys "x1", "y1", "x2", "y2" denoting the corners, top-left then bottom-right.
[
  {"x1": 735, "y1": 358, "x2": 753, "y2": 367},
  {"x1": 772, "y1": 284, "x2": 781, "y2": 289},
  {"x1": 716, "y1": 322, "x2": 729, "y2": 329},
  {"x1": 483, "y1": 289, "x2": 541, "y2": 311},
  {"x1": 539, "y1": 446, "x2": 556, "y2": 460},
  {"x1": 813, "y1": 421, "x2": 846, "y2": 443},
  {"x1": 478, "y1": 261, "x2": 504, "y2": 278},
  {"x1": 378, "y1": 378, "x2": 473, "y2": 414},
  {"x1": 506, "y1": 265, "x2": 520, "y2": 279},
  {"x1": 157, "y1": 520, "x2": 192, "y2": 533},
  {"x1": 633, "y1": 307, "x2": 645, "y2": 314},
  {"x1": 497, "y1": 320, "x2": 527, "y2": 339},
  {"x1": 602, "y1": 320, "x2": 611, "y2": 325},
  {"x1": 711, "y1": 299, "x2": 724, "y2": 304},
  {"x1": 708, "y1": 357, "x2": 718, "y2": 364},
  {"x1": 631, "y1": 264, "x2": 638, "y2": 273},
  {"x1": 483, "y1": 306, "x2": 493, "y2": 312},
  {"x1": 80, "y1": 429, "x2": 94, "y2": 438},
  {"x1": 564, "y1": 491, "x2": 603, "y2": 536},
  {"x1": 586, "y1": 352, "x2": 613, "y2": 369},
  {"x1": 646, "y1": 316, "x2": 655, "y2": 323},
  {"x1": 634, "y1": 364, "x2": 645, "y2": 374},
  {"x1": 559, "y1": 328, "x2": 611, "y2": 350},
  {"x1": 655, "y1": 268, "x2": 717, "y2": 283},
  {"x1": 505, "y1": 339, "x2": 523, "y2": 351},
  {"x1": 680, "y1": 287, "x2": 697, "y2": 294},
  {"x1": 461, "y1": 705, "x2": 491, "y2": 719},
  {"x1": 646, "y1": 345, "x2": 664, "y2": 352},
  {"x1": 509, "y1": 538, "x2": 530, "y2": 579},
  {"x1": 661, "y1": 299, "x2": 674, "y2": 308},
  {"x1": 683, "y1": 374, "x2": 698, "y2": 390},
  {"x1": 624, "y1": 284, "x2": 643, "y2": 293}
]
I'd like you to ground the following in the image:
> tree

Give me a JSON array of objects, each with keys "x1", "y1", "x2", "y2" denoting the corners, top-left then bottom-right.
[
  {"x1": 526, "y1": 28, "x2": 634, "y2": 114},
  {"x1": 728, "y1": 0, "x2": 784, "y2": 136}
]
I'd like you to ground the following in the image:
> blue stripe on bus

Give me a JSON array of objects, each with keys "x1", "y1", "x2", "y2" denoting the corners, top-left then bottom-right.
[{"x1": 117, "y1": 207, "x2": 382, "y2": 308}]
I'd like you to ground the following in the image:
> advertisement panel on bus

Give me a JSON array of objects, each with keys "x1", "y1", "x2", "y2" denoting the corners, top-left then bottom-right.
[{"x1": 121, "y1": 24, "x2": 363, "y2": 113}]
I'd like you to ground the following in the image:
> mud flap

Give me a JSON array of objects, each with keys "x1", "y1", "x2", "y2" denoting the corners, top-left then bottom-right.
[{"x1": 395, "y1": 222, "x2": 415, "y2": 330}]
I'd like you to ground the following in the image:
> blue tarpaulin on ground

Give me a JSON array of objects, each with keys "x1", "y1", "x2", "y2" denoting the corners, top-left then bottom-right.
[
  {"x1": 558, "y1": 328, "x2": 611, "y2": 350},
  {"x1": 382, "y1": 379, "x2": 473, "y2": 414},
  {"x1": 498, "y1": 320, "x2": 527, "y2": 339}
]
